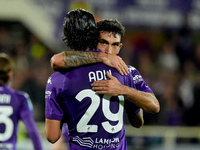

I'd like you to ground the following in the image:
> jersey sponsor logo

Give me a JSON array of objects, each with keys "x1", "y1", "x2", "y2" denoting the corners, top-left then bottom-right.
[
  {"x1": 132, "y1": 75, "x2": 143, "y2": 84},
  {"x1": 73, "y1": 136, "x2": 94, "y2": 148},
  {"x1": 88, "y1": 70, "x2": 112, "y2": 82},
  {"x1": 72, "y1": 136, "x2": 120, "y2": 149}
]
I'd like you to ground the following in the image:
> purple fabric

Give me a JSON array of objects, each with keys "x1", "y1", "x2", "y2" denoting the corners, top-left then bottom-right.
[{"x1": 45, "y1": 63, "x2": 153, "y2": 150}]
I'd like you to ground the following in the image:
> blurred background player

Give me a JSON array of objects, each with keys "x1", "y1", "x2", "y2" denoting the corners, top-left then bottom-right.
[{"x1": 0, "y1": 53, "x2": 43, "y2": 150}]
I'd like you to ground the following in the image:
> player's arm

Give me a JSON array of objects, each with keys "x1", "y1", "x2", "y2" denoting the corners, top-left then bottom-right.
[
  {"x1": 91, "y1": 71, "x2": 160, "y2": 114},
  {"x1": 52, "y1": 135, "x2": 67, "y2": 150},
  {"x1": 51, "y1": 51, "x2": 128, "y2": 75},
  {"x1": 127, "y1": 109, "x2": 144, "y2": 128},
  {"x1": 21, "y1": 116, "x2": 43, "y2": 150},
  {"x1": 122, "y1": 88, "x2": 159, "y2": 114},
  {"x1": 45, "y1": 119, "x2": 62, "y2": 143}
]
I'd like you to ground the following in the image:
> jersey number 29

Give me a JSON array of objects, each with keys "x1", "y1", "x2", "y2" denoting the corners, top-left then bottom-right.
[{"x1": 76, "y1": 89, "x2": 124, "y2": 134}]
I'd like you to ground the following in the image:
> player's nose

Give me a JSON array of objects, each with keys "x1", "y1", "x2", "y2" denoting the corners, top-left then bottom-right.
[{"x1": 105, "y1": 45, "x2": 112, "y2": 54}]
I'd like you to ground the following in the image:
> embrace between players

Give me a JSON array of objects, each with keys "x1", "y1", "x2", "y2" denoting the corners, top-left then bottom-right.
[{"x1": 45, "y1": 9, "x2": 160, "y2": 150}]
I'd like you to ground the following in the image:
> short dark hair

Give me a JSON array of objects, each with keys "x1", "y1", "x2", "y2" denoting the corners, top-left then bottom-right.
[
  {"x1": 63, "y1": 9, "x2": 99, "y2": 51},
  {"x1": 0, "y1": 53, "x2": 15, "y2": 84},
  {"x1": 97, "y1": 19, "x2": 125, "y2": 40}
]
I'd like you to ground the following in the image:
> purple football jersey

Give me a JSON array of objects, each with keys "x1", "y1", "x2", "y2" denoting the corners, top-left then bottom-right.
[
  {"x1": 128, "y1": 66, "x2": 153, "y2": 93},
  {"x1": 45, "y1": 63, "x2": 152, "y2": 150},
  {"x1": 62, "y1": 123, "x2": 69, "y2": 145},
  {"x1": 0, "y1": 85, "x2": 42, "y2": 150}
]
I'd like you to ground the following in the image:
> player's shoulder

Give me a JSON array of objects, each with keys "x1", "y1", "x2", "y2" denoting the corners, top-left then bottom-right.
[
  {"x1": 128, "y1": 65, "x2": 142, "y2": 75},
  {"x1": 12, "y1": 88, "x2": 30, "y2": 99},
  {"x1": 46, "y1": 71, "x2": 67, "y2": 91},
  {"x1": 50, "y1": 71, "x2": 66, "y2": 78},
  {"x1": 6, "y1": 87, "x2": 30, "y2": 104},
  {"x1": 48, "y1": 71, "x2": 66, "y2": 83},
  {"x1": 127, "y1": 65, "x2": 143, "y2": 77}
]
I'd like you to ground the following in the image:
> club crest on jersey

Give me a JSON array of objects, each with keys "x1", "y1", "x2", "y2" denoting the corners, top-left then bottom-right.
[{"x1": 88, "y1": 70, "x2": 112, "y2": 82}]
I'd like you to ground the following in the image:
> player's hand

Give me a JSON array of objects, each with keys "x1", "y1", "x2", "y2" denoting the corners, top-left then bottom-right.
[
  {"x1": 91, "y1": 71, "x2": 124, "y2": 96},
  {"x1": 102, "y1": 54, "x2": 128, "y2": 76}
]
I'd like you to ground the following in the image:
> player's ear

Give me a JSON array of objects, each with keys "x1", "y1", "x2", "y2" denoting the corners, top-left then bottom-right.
[{"x1": 116, "y1": 43, "x2": 122, "y2": 54}]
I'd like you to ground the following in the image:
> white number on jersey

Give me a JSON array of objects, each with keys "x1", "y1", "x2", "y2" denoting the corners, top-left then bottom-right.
[
  {"x1": 76, "y1": 89, "x2": 124, "y2": 133},
  {"x1": 0, "y1": 106, "x2": 14, "y2": 141}
]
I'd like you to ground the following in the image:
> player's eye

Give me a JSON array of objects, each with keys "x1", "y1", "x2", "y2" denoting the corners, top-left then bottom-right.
[
  {"x1": 112, "y1": 43, "x2": 120, "y2": 47},
  {"x1": 99, "y1": 39, "x2": 108, "y2": 45},
  {"x1": 99, "y1": 41, "x2": 104, "y2": 44}
]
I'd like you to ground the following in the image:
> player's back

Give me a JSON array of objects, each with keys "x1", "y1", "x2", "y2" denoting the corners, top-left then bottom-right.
[
  {"x1": 55, "y1": 63, "x2": 132, "y2": 150},
  {"x1": 0, "y1": 85, "x2": 32, "y2": 150}
]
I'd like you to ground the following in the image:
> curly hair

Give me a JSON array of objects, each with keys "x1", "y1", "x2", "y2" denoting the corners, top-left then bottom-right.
[
  {"x1": 62, "y1": 9, "x2": 99, "y2": 51},
  {"x1": 97, "y1": 19, "x2": 125, "y2": 40}
]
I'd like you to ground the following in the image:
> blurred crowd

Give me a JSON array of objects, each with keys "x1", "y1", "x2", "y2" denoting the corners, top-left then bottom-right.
[
  {"x1": 121, "y1": 18, "x2": 200, "y2": 127},
  {"x1": 1, "y1": 16, "x2": 200, "y2": 127},
  {"x1": 0, "y1": 21, "x2": 54, "y2": 121}
]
